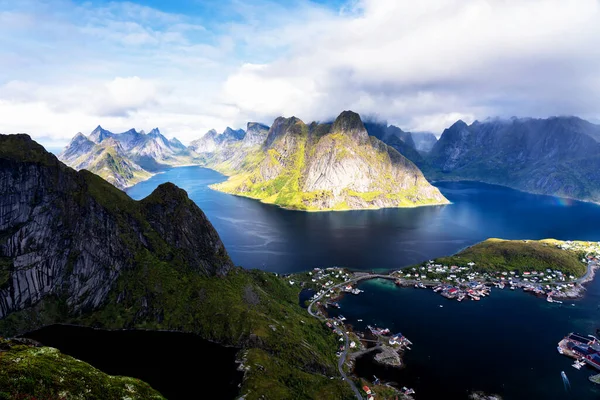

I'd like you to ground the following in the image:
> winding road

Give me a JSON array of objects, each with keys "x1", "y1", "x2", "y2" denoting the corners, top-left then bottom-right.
[{"x1": 307, "y1": 277, "x2": 372, "y2": 400}]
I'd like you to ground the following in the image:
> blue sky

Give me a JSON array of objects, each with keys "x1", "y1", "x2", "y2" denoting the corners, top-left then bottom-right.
[{"x1": 1, "y1": 0, "x2": 600, "y2": 149}]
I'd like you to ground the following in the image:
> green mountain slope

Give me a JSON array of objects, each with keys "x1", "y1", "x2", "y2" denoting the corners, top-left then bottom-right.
[{"x1": 210, "y1": 111, "x2": 448, "y2": 211}]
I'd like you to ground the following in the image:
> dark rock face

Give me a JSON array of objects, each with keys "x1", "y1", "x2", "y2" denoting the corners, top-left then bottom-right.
[
  {"x1": 0, "y1": 134, "x2": 233, "y2": 320},
  {"x1": 363, "y1": 121, "x2": 424, "y2": 167},
  {"x1": 427, "y1": 117, "x2": 600, "y2": 202}
]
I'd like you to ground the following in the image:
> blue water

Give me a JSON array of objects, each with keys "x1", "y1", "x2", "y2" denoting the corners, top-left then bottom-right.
[
  {"x1": 127, "y1": 166, "x2": 600, "y2": 399},
  {"x1": 127, "y1": 166, "x2": 600, "y2": 273}
]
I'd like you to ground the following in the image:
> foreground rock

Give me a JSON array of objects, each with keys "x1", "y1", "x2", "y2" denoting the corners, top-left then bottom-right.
[{"x1": 0, "y1": 337, "x2": 165, "y2": 399}]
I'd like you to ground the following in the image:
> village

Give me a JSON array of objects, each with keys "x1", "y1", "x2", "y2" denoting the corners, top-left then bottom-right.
[{"x1": 286, "y1": 240, "x2": 600, "y2": 399}]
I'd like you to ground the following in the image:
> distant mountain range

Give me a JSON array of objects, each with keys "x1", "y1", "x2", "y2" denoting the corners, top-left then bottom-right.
[
  {"x1": 59, "y1": 126, "x2": 197, "y2": 189},
  {"x1": 427, "y1": 116, "x2": 600, "y2": 202},
  {"x1": 58, "y1": 114, "x2": 600, "y2": 206}
]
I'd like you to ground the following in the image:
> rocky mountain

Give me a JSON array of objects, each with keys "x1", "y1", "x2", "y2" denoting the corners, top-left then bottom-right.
[
  {"x1": 243, "y1": 122, "x2": 270, "y2": 147},
  {"x1": 188, "y1": 126, "x2": 248, "y2": 154},
  {"x1": 0, "y1": 134, "x2": 232, "y2": 322},
  {"x1": 363, "y1": 121, "x2": 425, "y2": 167},
  {"x1": 427, "y1": 116, "x2": 600, "y2": 202},
  {"x1": 411, "y1": 132, "x2": 438, "y2": 153},
  {"x1": 59, "y1": 126, "x2": 197, "y2": 189},
  {"x1": 210, "y1": 111, "x2": 448, "y2": 211},
  {"x1": 0, "y1": 134, "x2": 351, "y2": 398}
]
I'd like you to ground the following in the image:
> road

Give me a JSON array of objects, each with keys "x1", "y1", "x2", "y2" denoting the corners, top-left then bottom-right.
[{"x1": 307, "y1": 277, "x2": 374, "y2": 400}]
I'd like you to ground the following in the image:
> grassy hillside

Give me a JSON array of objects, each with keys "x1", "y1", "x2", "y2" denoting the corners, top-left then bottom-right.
[
  {"x1": 434, "y1": 238, "x2": 589, "y2": 276},
  {"x1": 0, "y1": 338, "x2": 165, "y2": 400}
]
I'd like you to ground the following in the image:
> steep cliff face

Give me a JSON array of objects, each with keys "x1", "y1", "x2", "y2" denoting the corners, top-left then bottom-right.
[
  {"x1": 0, "y1": 134, "x2": 233, "y2": 322},
  {"x1": 211, "y1": 111, "x2": 448, "y2": 210},
  {"x1": 428, "y1": 117, "x2": 600, "y2": 202}
]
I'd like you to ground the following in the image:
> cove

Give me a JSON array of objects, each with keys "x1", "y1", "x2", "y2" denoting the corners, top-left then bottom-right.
[{"x1": 20, "y1": 325, "x2": 243, "y2": 400}]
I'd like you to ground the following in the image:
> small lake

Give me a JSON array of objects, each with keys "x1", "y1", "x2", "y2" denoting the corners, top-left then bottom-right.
[
  {"x1": 127, "y1": 166, "x2": 600, "y2": 274},
  {"x1": 21, "y1": 325, "x2": 243, "y2": 400}
]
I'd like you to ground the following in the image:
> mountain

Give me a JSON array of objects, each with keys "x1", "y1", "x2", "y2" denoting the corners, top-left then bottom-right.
[
  {"x1": 210, "y1": 111, "x2": 448, "y2": 211},
  {"x1": 0, "y1": 134, "x2": 351, "y2": 398},
  {"x1": 427, "y1": 116, "x2": 600, "y2": 202},
  {"x1": 411, "y1": 132, "x2": 438, "y2": 153},
  {"x1": 243, "y1": 122, "x2": 270, "y2": 147},
  {"x1": 363, "y1": 121, "x2": 425, "y2": 167},
  {"x1": 188, "y1": 126, "x2": 248, "y2": 154},
  {"x1": 59, "y1": 126, "x2": 197, "y2": 189}
]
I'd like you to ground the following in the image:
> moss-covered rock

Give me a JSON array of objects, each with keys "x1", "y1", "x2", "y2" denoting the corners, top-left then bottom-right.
[{"x1": 0, "y1": 338, "x2": 165, "y2": 399}]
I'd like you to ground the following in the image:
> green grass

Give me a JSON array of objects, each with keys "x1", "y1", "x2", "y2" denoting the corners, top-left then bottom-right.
[
  {"x1": 0, "y1": 338, "x2": 165, "y2": 400},
  {"x1": 434, "y1": 238, "x2": 588, "y2": 276}
]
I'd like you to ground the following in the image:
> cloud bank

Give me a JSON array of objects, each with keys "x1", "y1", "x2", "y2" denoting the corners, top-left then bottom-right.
[{"x1": 1, "y1": 0, "x2": 599, "y2": 148}]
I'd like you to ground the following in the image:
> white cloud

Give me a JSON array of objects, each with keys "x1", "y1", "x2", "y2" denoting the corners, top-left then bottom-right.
[
  {"x1": 221, "y1": 0, "x2": 600, "y2": 131},
  {"x1": 1, "y1": 0, "x2": 600, "y2": 149}
]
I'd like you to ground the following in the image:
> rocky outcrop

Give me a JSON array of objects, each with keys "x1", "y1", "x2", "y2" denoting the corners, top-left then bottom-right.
[
  {"x1": 427, "y1": 116, "x2": 600, "y2": 202},
  {"x1": 0, "y1": 134, "x2": 233, "y2": 321},
  {"x1": 373, "y1": 345, "x2": 402, "y2": 367},
  {"x1": 211, "y1": 111, "x2": 448, "y2": 211}
]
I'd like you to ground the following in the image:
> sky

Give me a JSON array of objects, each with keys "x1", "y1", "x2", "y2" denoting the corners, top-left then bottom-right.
[{"x1": 1, "y1": 0, "x2": 600, "y2": 150}]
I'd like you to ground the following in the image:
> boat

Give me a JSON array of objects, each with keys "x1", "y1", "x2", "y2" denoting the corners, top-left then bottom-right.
[
  {"x1": 557, "y1": 346, "x2": 564, "y2": 354},
  {"x1": 357, "y1": 319, "x2": 363, "y2": 322},
  {"x1": 457, "y1": 293, "x2": 466, "y2": 302},
  {"x1": 561, "y1": 371, "x2": 568, "y2": 381},
  {"x1": 572, "y1": 360, "x2": 585, "y2": 370},
  {"x1": 510, "y1": 286, "x2": 515, "y2": 290},
  {"x1": 338, "y1": 315, "x2": 346, "y2": 321},
  {"x1": 401, "y1": 387, "x2": 416, "y2": 395}
]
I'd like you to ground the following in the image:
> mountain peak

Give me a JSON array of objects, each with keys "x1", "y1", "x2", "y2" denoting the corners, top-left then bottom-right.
[
  {"x1": 148, "y1": 128, "x2": 161, "y2": 136},
  {"x1": 332, "y1": 110, "x2": 368, "y2": 144},
  {"x1": 89, "y1": 125, "x2": 112, "y2": 143},
  {"x1": 449, "y1": 120, "x2": 469, "y2": 130}
]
